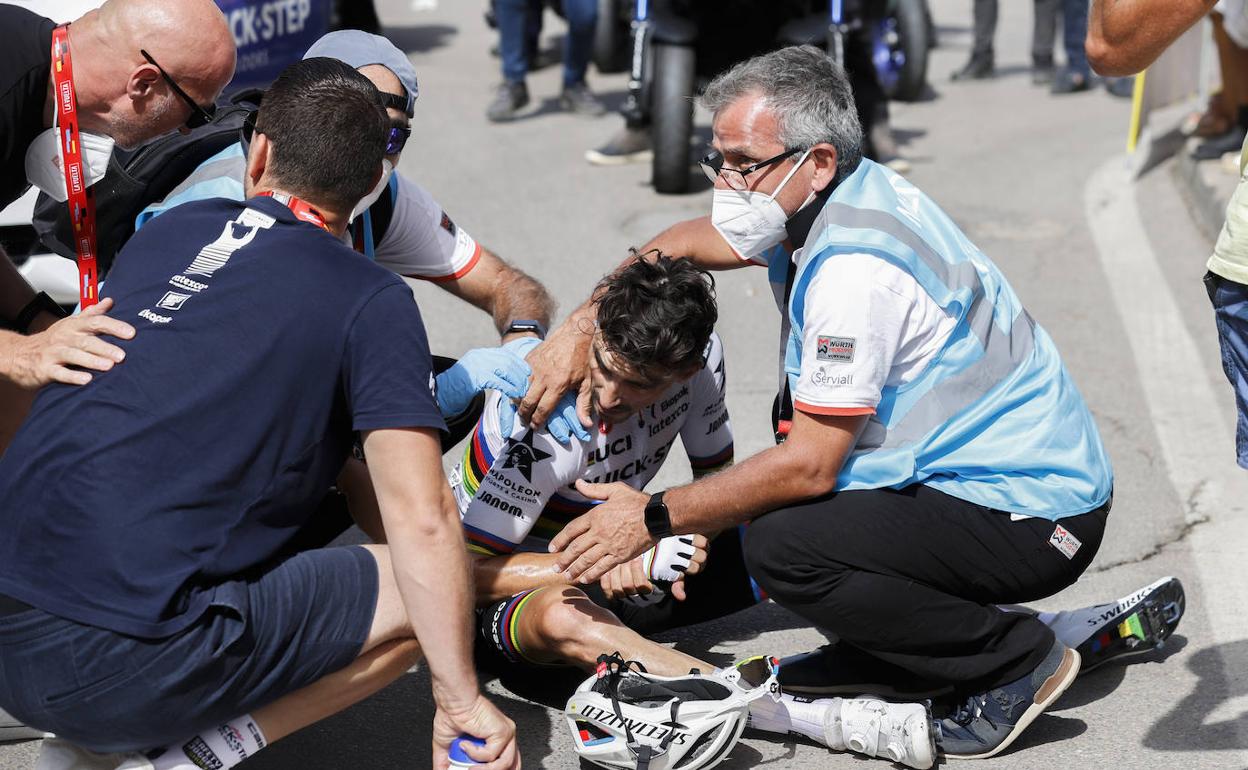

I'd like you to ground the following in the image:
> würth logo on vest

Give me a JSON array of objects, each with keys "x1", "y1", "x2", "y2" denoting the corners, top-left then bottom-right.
[{"x1": 816, "y1": 335, "x2": 855, "y2": 363}]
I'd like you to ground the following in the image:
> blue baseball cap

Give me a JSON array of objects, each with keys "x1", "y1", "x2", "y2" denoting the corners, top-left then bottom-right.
[{"x1": 303, "y1": 30, "x2": 418, "y2": 118}]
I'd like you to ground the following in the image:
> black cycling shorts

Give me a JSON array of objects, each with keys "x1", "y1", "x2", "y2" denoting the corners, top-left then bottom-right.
[{"x1": 476, "y1": 527, "x2": 762, "y2": 669}]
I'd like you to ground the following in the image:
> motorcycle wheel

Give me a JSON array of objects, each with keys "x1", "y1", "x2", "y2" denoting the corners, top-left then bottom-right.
[
  {"x1": 651, "y1": 42, "x2": 695, "y2": 194},
  {"x1": 592, "y1": 0, "x2": 629, "y2": 73},
  {"x1": 876, "y1": 0, "x2": 929, "y2": 102}
]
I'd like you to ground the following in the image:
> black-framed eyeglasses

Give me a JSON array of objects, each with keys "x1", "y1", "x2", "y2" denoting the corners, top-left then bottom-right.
[
  {"x1": 140, "y1": 49, "x2": 216, "y2": 130},
  {"x1": 699, "y1": 148, "x2": 803, "y2": 190},
  {"x1": 241, "y1": 109, "x2": 258, "y2": 151},
  {"x1": 386, "y1": 125, "x2": 411, "y2": 155}
]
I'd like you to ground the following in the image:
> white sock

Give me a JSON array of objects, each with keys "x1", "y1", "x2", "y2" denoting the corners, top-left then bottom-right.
[
  {"x1": 747, "y1": 693, "x2": 841, "y2": 747},
  {"x1": 146, "y1": 715, "x2": 267, "y2": 770}
]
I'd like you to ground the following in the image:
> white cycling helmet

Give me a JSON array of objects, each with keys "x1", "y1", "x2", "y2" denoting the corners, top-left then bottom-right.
[{"x1": 565, "y1": 653, "x2": 778, "y2": 770}]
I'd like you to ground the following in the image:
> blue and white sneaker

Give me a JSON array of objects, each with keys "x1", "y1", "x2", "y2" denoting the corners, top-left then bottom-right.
[
  {"x1": 939, "y1": 640, "x2": 1080, "y2": 759},
  {"x1": 1046, "y1": 576, "x2": 1185, "y2": 673}
]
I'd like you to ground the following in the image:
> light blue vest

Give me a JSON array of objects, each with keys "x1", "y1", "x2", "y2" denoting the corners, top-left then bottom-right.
[
  {"x1": 134, "y1": 142, "x2": 396, "y2": 260},
  {"x1": 777, "y1": 160, "x2": 1112, "y2": 519}
]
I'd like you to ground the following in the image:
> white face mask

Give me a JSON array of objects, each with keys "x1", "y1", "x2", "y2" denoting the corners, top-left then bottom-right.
[
  {"x1": 710, "y1": 148, "x2": 814, "y2": 261},
  {"x1": 24, "y1": 126, "x2": 115, "y2": 203},
  {"x1": 349, "y1": 159, "x2": 394, "y2": 222}
]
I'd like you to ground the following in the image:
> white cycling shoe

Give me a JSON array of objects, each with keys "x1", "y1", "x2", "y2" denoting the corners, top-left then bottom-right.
[{"x1": 829, "y1": 696, "x2": 937, "y2": 770}]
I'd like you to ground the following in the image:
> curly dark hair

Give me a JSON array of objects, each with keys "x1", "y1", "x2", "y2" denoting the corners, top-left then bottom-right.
[{"x1": 593, "y1": 252, "x2": 718, "y2": 380}]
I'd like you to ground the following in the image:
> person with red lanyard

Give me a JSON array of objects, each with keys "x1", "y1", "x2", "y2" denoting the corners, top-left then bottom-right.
[
  {"x1": 0, "y1": 58, "x2": 520, "y2": 770},
  {"x1": 0, "y1": 0, "x2": 235, "y2": 452}
]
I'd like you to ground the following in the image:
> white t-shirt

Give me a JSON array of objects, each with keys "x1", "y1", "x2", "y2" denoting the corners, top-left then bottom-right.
[
  {"x1": 374, "y1": 173, "x2": 482, "y2": 281},
  {"x1": 793, "y1": 253, "x2": 956, "y2": 416}
]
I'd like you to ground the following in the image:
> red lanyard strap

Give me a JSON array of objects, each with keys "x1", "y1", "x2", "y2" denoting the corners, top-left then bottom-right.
[
  {"x1": 50, "y1": 25, "x2": 98, "y2": 308},
  {"x1": 257, "y1": 191, "x2": 330, "y2": 232}
]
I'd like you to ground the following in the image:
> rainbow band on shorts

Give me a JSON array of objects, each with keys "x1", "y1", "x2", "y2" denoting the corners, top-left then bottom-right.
[{"x1": 495, "y1": 588, "x2": 545, "y2": 664}]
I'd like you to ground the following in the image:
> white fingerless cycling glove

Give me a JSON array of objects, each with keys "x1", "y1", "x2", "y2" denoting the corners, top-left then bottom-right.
[{"x1": 642, "y1": 535, "x2": 697, "y2": 582}]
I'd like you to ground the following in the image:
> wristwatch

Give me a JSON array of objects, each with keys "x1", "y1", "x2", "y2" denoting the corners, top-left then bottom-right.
[
  {"x1": 505, "y1": 319, "x2": 547, "y2": 340},
  {"x1": 13, "y1": 291, "x2": 67, "y2": 334},
  {"x1": 644, "y1": 491, "x2": 673, "y2": 539}
]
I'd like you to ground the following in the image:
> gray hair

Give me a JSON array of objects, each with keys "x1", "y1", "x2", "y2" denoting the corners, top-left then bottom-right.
[{"x1": 700, "y1": 45, "x2": 862, "y2": 183}]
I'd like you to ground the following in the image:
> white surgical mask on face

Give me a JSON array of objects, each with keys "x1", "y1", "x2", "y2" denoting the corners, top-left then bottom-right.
[
  {"x1": 709, "y1": 148, "x2": 814, "y2": 261},
  {"x1": 24, "y1": 126, "x2": 115, "y2": 202},
  {"x1": 349, "y1": 159, "x2": 395, "y2": 222}
]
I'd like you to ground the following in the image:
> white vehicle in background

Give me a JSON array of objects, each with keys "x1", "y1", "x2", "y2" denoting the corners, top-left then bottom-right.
[{"x1": 3, "y1": 188, "x2": 80, "y2": 309}]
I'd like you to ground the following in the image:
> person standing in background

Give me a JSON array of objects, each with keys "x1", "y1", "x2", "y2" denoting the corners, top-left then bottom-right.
[
  {"x1": 952, "y1": 0, "x2": 997, "y2": 80},
  {"x1": 487, "y1": 0, "x2": 604, "y2": 121}
]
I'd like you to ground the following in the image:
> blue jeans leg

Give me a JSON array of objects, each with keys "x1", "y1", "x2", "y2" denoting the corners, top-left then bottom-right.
[
  {"x1": 496, "y1": 0, "x2": 540, "y2": 83},
  {"x1": 1062, "y1": 0, "x2": 1089, "y2": 76},
  {"x1": 1206, "y1": 271, "x2": 1248, "y2": 469},
  {"x1": 561, "y1": 0, "x2": 598, "y2": 87}
]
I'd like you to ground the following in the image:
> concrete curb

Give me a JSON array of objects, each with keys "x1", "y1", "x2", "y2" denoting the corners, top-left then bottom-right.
[{"x1": 1171, "y1": 140, "x2": 1236, "y2": 245}]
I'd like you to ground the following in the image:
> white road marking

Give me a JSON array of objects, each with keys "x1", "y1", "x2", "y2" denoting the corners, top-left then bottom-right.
[{"x1": 1086, "y1": 157, "x2": 1248, "y2": 760}]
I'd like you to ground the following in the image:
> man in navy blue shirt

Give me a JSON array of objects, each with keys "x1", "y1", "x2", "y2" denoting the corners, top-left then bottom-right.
[{"x1": 0, "y1": 58, "x2": 519, "y2": 770}]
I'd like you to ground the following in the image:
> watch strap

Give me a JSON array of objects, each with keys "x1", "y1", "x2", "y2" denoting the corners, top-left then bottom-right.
[
  {"x1": 644, "y1": 491, "x2": 673, "y2": 539},
  {"x1": 13, "y1": 292, "x2": 67, "y2": 334},
  {"x1": 505, "y1": 319, "x2": 548, "y2": 339}
]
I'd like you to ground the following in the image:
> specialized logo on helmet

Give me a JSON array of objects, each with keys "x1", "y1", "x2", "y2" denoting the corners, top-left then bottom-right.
[{"x1": 577, "y1": 704, "x2": 691, "y2": 746}]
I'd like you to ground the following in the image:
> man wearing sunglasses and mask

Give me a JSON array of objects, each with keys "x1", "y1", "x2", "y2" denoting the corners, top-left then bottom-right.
[
  {"x1": 133, "y1": 30, "x2": 582, "y2": 444},
  {"x1": 539, "y1": 45, "x2": 1115, "y2": 761},
  {"x1": 0, "y1": 0, "x2": 235, "y2": 452}
]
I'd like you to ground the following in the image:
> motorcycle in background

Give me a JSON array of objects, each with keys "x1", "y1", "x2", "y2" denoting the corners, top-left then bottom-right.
[{"x1": 594, "y1": 0, "x2": 931, "y2": 194}]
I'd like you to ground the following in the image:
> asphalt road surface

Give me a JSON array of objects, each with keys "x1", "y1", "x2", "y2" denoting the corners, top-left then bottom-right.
[{"x1": 3, "y1": 1, "x2": 1248, "y2": 768}]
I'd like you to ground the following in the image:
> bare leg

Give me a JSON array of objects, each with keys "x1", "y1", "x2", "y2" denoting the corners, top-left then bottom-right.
[
  {"x1": 512, "y1": 586, "x2": 710, "y2": 676},
  {"x1": 251, "y1": 638, "x2": 421, "y2": 743},
  {"x1": 240, "y1": 544, "x2": 421, "y2": 744}
]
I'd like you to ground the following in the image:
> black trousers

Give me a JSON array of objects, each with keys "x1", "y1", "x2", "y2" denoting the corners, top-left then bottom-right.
[
  {"x1": 1033, "y1": 0, "x2": 1059, "y2": 67},
  {"x1": 972, "y1": 0, "x2": 999, "y2": 59},
  {"x1": 744, "y1": 484, "x2": 1108, "y2": 694}
]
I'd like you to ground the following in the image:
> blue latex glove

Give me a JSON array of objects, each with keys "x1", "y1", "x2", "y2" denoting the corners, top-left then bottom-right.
[
  {"x1": 496, "y1": 337, "x2": 591, "y2": 444},
  {"x1": 436, "y1": 346, "x2": 530, "y2": 418},
  {"x1": 498, "y1": 388, "x2": 590, "y2": 444},
  {"x1": 502, "y1": 335, "x2": 542, "y2": 360}
]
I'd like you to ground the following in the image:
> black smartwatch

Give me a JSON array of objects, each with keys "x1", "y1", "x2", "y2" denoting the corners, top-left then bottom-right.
[
  {"x1": 505, "y1": 319, "x2": 547, "y2": 340},
  {"x1": 13, "y1": 292, "x2": 67, "y2": 334},
  {"x1": 644, "y1": 491, "x2": 673, "y2": 539}
]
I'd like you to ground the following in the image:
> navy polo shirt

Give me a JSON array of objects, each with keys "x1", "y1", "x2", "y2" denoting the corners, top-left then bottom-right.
[{"x1": 0, "y1": 195, "x2": 445, "y2": 638}]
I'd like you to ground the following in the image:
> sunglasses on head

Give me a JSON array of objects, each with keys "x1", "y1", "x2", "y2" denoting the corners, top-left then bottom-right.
[{"x1": 140, "y1": 49, "x2": 215, "y2": 130}]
